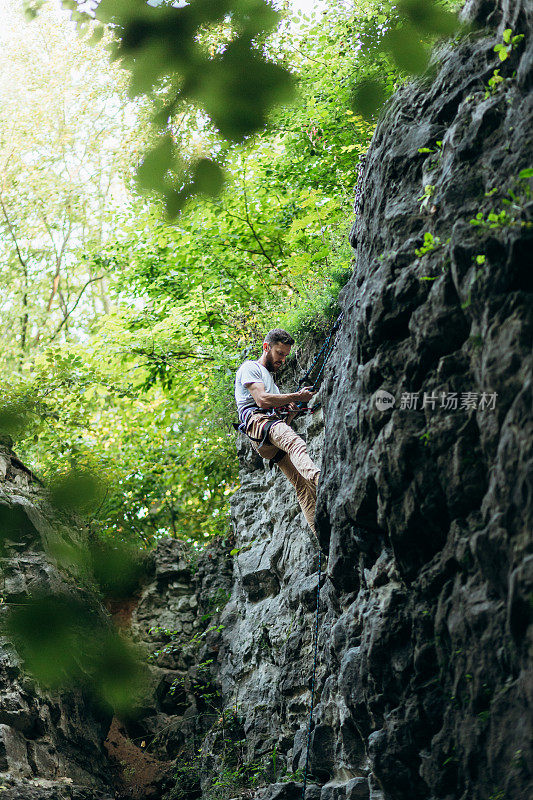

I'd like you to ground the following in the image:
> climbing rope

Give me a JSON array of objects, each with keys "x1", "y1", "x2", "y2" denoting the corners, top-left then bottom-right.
[
  {"x1": 301, "y1": 549, "x2": 322, "y2": 800},
  {"x1": 299, "y1": 154, "x2": 366, "y2": 399},
  {"x1": 300, "y1": 157, "x2": 367, "y2": 797},
  {"x1": 298, "y1": 312, "x2": 344, "y2": 392}
]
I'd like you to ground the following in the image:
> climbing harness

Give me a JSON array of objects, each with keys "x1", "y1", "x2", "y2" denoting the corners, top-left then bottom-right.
[
  {"x1": 273, "y1": 311, "x2": 344, "y2": 418},
  {"x1": 232, "y1": 414, "x2": 281, "y2": 448},
  {"x1": 232, "y1": 310, "x2": 345, "y2": 457},
  {"x1": 301, "y1": 549, "x2": 323, "y2": 799}
]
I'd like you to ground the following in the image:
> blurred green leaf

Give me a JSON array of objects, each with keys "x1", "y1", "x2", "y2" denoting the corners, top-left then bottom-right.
[
  {"x1": 193, "y1": 159, "x2": 224, "y2": 197},
  {"x1": 95, "y1": 0, "x2": 147, "y2": 25},
  {"x1": 4, "y1": 594, "x2": 98, "y2": 688},
  {"x1": 182, "y1": 40, "x2": 294, "y2": 140},
  {"x1": 125, "y1": 42, "x2": 170, "y2": 97},
  {"x1": 48, "y1": 467, "x2": 103, "y2": 513},
  {"x1": 91, "y1": 629, "x2": 147, "y2": 715},
  {"x1": 135, "y1": 134, "x2": 175, "y2": 193},
  {"x1": 398, "y1": 0, "x2": 460, "y2": 37},
  {"x1": 88, "y1": 538, "x2": 147, "y2": 599},
  {"x1": 164, "y1": 186, "x2": 190, "y2": 218},
  {"x1": 0, "y1": 400, "x2": 34, "y2": 439},
  {"x1": 4, "y1": 593, "x2": 146, "y2": 713},
  {"x1": 381, "y1": 26, "x2": 430, "y2": 74},
  {"x1": 23, "y1": 0, "x2": 45, "y2": 19},
  {"x1": 351, "y1": 77, "x2": 387, "y2": 120}
]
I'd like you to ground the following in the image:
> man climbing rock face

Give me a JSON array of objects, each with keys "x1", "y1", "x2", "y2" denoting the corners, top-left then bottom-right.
[{"x1": 234, "y1": 328, "x2": 321, "y2": 548}]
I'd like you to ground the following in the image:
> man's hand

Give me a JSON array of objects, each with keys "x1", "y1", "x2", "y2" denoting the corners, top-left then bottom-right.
[{"x1": 296, "y1": 386, "x2": 316, "y2": 403}]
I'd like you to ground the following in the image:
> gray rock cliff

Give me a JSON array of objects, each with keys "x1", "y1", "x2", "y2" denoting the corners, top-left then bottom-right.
[
  {"x1": 211, "y1": 1, "x2": 533, "y2": 798},
  {"x1": 0, "y1": 438, "x2": 115, "y2": 800}
]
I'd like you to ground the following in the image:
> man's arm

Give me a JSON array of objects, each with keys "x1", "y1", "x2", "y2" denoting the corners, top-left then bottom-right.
[{"x1": 246, "y1": 382, "x2": 315, "y2": 409}]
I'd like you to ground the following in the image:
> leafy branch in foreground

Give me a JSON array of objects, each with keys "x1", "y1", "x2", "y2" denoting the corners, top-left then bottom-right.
[
  {"x1": 46, "y1": 0, "x2": 294, "y2": 215},
  {"x1": 351, "y1": 0, "x2": 465, "y2": 120}
]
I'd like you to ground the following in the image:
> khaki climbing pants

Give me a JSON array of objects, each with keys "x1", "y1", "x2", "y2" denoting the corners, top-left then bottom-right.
[{"x1": 245, "y1": 412, "x2": 320, "y2": 546}]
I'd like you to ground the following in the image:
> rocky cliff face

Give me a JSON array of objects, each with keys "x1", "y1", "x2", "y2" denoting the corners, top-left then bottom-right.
[
  {"x1": 315, "y1": 0, "x2": 532, "y2": 798},
  {"x1": 0, "y1": 438, "x2": 115, "y2": 800},
  {"x1": 207, "y1": 1, "x2": 533, "y2": 798}
]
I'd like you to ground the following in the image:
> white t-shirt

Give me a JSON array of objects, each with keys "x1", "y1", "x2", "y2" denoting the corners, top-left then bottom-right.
[{"x1": 235, "y1": 360, "x2": 280, "y2": 413}]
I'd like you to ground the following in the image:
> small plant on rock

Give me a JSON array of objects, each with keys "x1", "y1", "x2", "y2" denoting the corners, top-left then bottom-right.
[
  {"x1": 493, "y1": 28, "x2": 524, "y2": 62},
  {"x1": 415, "y1": 232, "x2": 441, "y2": 257},
  {"x1": 484, "y1": 68, "x2": 505, "y2": 98},
  {"x1": 418, "y1": 183, "x2": 436, "y2": 213},
  {"x1": 418, "y1": 140, "x2": 443, "y2": 155}
]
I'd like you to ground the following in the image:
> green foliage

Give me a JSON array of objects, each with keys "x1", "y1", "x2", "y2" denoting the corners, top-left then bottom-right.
[
  {"x1": 418, "y1": 140, "x2": 443, "y2": 155},
  {"x1": 166, "y1": 751, "x2": 202, "y2": 800},
  {"x1": 5, "y1": 0, "x2": 385, "y2": 551},
  {"x1": 493, "y1": 28, "x2": 524, "y2": 62},
  {"x1": 3, "y1": 592, "x2": 148, "y2": 714},
  {"x1": 469, "y1": 209, "x2": 531, "y2": 229},
  {"x1": 50, "y1": 0, "x2": 294, "y2": 215},
  {"x1": 200, "y1": 588, "x2": 232, "y2": 623},
  {"x1": 415, "y1": 231, "x2": 441, "y2": 256},
  {"x1": 485, "y1": 68, "x2": 505, "y2": 97},
  {"x1": 44, "y1": 0, "x2": 463, "y2": 201},
  {"x1": 1, "y1": 0, "x2": 466, "y2": 708},
  {"x1": 349, "y1": 0, "x2": 465, "y2": 119}
]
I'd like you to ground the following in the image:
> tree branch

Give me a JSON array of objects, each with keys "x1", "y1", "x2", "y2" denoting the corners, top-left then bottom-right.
[{"x1": 48, "y1": 275, "x2": 106, "y2": 342}]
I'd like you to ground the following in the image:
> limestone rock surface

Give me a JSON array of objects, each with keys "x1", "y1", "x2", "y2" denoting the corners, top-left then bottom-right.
[{"x1": 0, "y1": 439, "x2": 115, "y2": 800}]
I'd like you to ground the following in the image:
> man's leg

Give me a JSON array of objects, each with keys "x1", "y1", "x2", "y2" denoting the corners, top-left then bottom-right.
[
  {"x1": 245, "y1": 415, "x2": 321, "y2": 547},
  {"x1": 276, "y1": 453, "x2": 320, "y2": 549},
  {"x1": 267, "y1": 422, "x2": 320, "y2": 485}
]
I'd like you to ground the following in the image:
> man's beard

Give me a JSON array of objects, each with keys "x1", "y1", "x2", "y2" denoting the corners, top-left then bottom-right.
[{"x1": 264, "y1": 351, "x2": 278, "y2": 372}]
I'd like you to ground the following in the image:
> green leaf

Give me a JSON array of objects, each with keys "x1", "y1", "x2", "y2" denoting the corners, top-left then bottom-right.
[
  {"x1": 88, "y1": 25, "x2": 105, "y2": 46},
  {"x1": 350, "y1": 77, "x2": 387, "y2": 121},
  {"x1": 502, "y1": 28, "x2": 512, "y2": 44},
  {"x1": 518, "y1": 168, "x2": 533, "y2": 179},
  {"x1": 192, "y1": 159, "x2": 224, "y2": 198},
  {"x1": 0, "y1": 400, "x2": 34, "y2": 439},
  {"x1": 381, "y1": 26, "x2": 430, "y2": 74},
  {"x1": 136, "y1": 135, "x2": 174, "y2": 193},
  {"x1": 95, "y1": 0, "x2": 144, "y2": 25},
  {"x1": 398, "y1": 0, "x2": 460, "y2": 37},
  {"x1": 48, "y1": 467, "x2": 103, "y2": 513}
]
